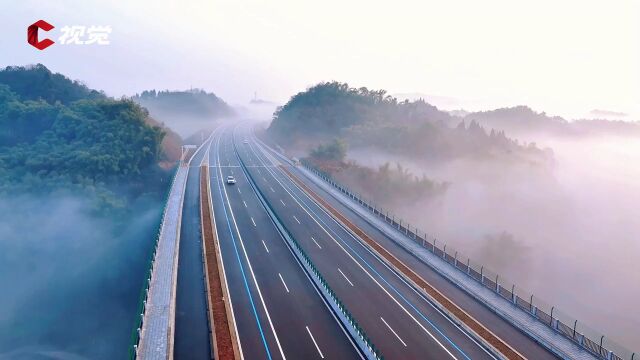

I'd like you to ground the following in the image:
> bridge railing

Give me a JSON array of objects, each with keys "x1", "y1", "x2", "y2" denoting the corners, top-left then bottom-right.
[
  {"x1": 127, "y1": 165, "x2": 179, "y2": 359},
  {"x1": 301, "y1": 159, "x2": 636, "y2": 360}
]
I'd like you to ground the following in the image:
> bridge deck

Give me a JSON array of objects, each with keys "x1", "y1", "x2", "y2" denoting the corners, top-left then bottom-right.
[{"x1": 136, "y1": 165, "x2": 189, "y2": 360}]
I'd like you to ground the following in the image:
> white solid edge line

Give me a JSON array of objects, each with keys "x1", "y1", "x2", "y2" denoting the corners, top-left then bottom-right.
[
  {"x1": 207, "y1": 127, "x2": 245, "y2": 360},
  {"x1": 215, "y1": 129, "x2": 287, "y2": 360}
]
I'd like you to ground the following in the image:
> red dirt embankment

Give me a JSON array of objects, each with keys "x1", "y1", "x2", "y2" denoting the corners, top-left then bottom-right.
[{"x1": 200, "y1": 166, "x2": 240, "y2": 359}]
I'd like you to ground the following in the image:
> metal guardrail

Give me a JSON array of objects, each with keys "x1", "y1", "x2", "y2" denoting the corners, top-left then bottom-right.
[
  {"x1": 235, "y1": 139, "x2": 384, "y2": 360},
  {"x1": 301, "y1": 159, "x2": 637, "y2": 360},
  {"x1": 127, "y1": 165, "x2": 180, "y2": 359}
]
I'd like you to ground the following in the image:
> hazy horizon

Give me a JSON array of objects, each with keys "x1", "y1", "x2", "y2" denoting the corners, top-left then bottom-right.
[{"x1": 3, "y1": 0, "x2": 639, "y2": 121}]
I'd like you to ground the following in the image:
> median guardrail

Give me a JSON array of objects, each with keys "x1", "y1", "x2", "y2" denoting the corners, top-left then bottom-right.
[{"x1": 234, "y1": 138, "x2": 384, "y2": 360}]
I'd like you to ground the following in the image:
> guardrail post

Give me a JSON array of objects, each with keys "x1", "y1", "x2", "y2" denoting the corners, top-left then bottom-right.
[
  {"x1": 512, "y1": 285, "x2": 516, "y2": 304},
  {"x1": 454, "y1": 251, "x2": 458, "y2": 267},
  {"x1": 480, "y1": 266, "x2": 484, "y2": 284},
  {"x1": 433, "y1": 238, "x2": 436, "y2": 252},
  {"x1": 573, "y1": 320, "x2": 577, "y2": 338},
  {"x1": 599, "y1": 336, "x2": 604, "y2": 356},
  {"x1": 495, "y1": 275, "x2": 499, "y2": 292},
  {"x1": 443, "y1": 244, "x2": 447, "y2": 259},
  {"x1": 466, "y1": 259, "x2": 471, "y2": 275},
  {"x1": 550, "y1": 306, "x2": 555, "y2": 325},
  {"x1": 405, "y1": 223, "x2": 409, "y2": 235},
  {"x1": 530, "y1": 294, "x2": 534, "y2": 312}
]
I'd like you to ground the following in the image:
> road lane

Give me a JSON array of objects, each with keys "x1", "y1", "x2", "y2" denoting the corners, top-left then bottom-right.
[
  {"x1": 210, "y1": 126, "x2": 362, "y2": 360},
  {"x1": 252, "y1": 125, "x2": 560, "y2": 360},
  {"x1": 175, "y1": 134, "x2": 214, "y2": 360},
  {"x1": 234, "y1": 124, "x2": 496, "y2": 360}
]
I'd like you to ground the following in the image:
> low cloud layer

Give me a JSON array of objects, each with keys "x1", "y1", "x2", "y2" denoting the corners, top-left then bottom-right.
[
  {"x1": 0, "y1": 194, "x2": 161, "y2": 359},
  {"x1": 350, "y1": 134, "x2": 640, "y2": 349}
]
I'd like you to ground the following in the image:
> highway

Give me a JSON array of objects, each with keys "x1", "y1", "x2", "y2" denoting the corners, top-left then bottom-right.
[
  {"x1": 251, "y1": 129, "x2": 560, "y2": 360},
  {"x1": 226, "y1": 123, "x2": 501, "y2": 360},
  {"x1": 151, "y1": 121, "x2": 579, "y2": 360},
  {"x1": 205, "y1": 126, "x2": 362, "y2": 360}
]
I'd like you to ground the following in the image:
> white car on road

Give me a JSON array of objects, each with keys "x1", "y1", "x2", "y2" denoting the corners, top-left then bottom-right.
[{"x1": 226, "y1": 175, "x2": 236, "y2": 184}]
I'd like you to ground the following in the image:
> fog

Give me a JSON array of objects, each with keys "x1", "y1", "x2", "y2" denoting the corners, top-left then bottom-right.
[
  {"x1": 0, "y1": 194, "x2": 161, "y2": 359},
  {"x1": 350, "y1": 135, "x2": 640, "y2": 349}
]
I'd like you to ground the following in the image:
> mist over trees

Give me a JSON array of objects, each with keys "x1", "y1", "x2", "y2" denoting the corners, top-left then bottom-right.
[
  {"x1": 132, "y1": 89, "x2": 235, "y2": 137},
  {"x1": 0, "y1": 65, "x2": 180, "y2": 211},
  {"x1": 269, "y1": 82, "x2": 552, "y2": 166},
  {"x1": 0, "y1": 64, "x2": 179, "y2": 358},
  {"x1": 267, "y1": 81, "x2": 640, "y2": 350},
  {"x1": 268, "y1": 82, "x2": 552, "y2": 206},
  {"x1": 463, "y1": 105, "x2": 640, "y2": 138}
]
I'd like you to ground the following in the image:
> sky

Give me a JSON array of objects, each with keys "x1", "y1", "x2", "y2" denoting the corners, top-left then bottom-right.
[{"x1": 2, "y1": 0, "x2": 639, "y2": 119}]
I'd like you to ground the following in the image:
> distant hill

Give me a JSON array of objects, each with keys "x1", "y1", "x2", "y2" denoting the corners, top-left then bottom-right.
[
  {"x1": 268, "y1": 82, "x2": 551, "y2": 165},
  {"x1": 464, "y1": 105, "x2": 640, "y2": 137},
  {"x1": 463, "y1": 106, "x2": 568, "y2": 135},
  {"x1": 133, "y1": 89, "x2": 235, "y2": 137},
  {"x1": 0, "y1": 64, "x2": 180, "y2": 211},
  {"x1": 0, "y1": 64, "x2": 104, "y2": 104}
]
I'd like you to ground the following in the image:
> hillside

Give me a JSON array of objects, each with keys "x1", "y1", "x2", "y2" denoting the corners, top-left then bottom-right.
[
  {"x1": 268, "y1": 82, "x2": 552, "y2": 165},
  {"x1": 0, "y1": 64, "x2": 180, "y2": 211},
  {"x1": 463, "y1": 105, "x2": 640, "y2": 137},
  {"x1": 133, "y1": 89, "x2": 234, "y2": 137},
  {"x1": 0, "y1": 64, "x2": 104, "y2": 104}
]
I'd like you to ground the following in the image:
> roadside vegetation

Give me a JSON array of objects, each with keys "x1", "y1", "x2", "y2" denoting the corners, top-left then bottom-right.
[
  {"x1": 0, "y1": 64, "x2": 183, "y2": 359},
  {"x1": 268, "y1": 81, "x2": 553, "y2": 166},
  {"x1": 0, "y1": 64, "x2": 180, "y2": 212}
]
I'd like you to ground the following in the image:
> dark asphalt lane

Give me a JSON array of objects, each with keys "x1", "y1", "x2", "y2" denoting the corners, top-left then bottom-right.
[
  {"x1": 233, "y1": 126, "x2": 495, "y2": 360},
  {"x1": 209, "y1": 126, "x2": 362, "y2": 360},
  {"x1": 175, "y1": 136, "x2": 214, "y2": 360},
  {"x1": 252, "y1": 127, "x2": 559, "y2": 360}
]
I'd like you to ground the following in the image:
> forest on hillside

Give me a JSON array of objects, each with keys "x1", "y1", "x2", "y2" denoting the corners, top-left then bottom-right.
[
  {"x1": 268, "y1": 82, "x2": 552, "y2": 166},
  {"x1": 0, "y1": 64, "x2": 180, "y2": 359},
  {"x1": 0, "y1": 64, "x2": 179, "y2": 212},
  {"x1": 267, "y1": 82, "x2": 553, "y2": 206},
  {"x1": 463, "y1": 105, "x2": 640, "y2": 137},
  {"x1": 133, "y1": 89, "x2": 234, "y2": 137}
]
